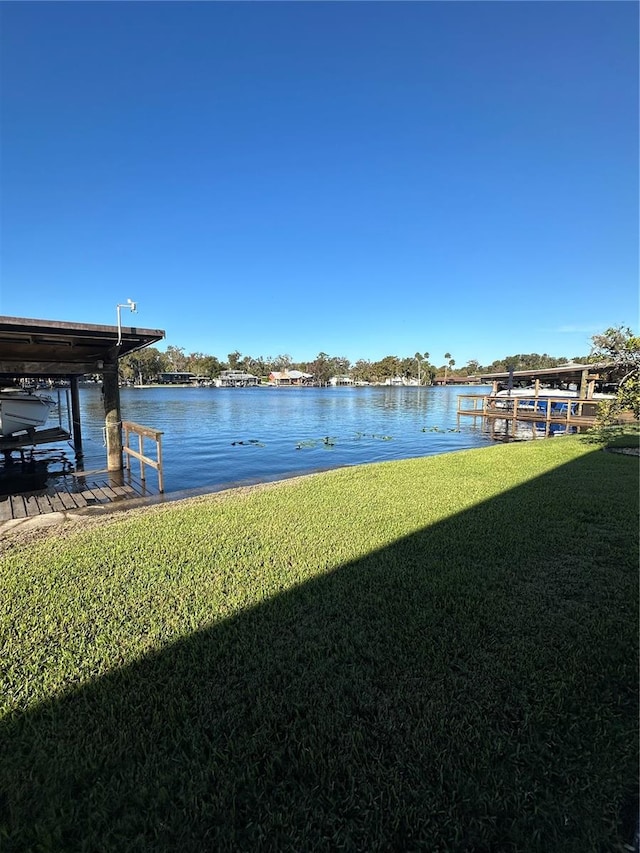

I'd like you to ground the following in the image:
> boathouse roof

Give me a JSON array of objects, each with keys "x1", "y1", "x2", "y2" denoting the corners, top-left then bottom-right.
[
  {"x1": 474, "y1": 362, "x2": 610, "y2": 384},
  {"x1": 0, "y1": 315, "x2": 165, "y2": 378}
]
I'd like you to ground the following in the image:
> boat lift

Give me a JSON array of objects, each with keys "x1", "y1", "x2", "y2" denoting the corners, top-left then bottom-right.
[{"x1": 0, "y1": 385, "x2": 73, "y2": 464}]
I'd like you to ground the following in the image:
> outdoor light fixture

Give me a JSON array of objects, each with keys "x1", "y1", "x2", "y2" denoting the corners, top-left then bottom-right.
[{"x1": 116, "y1": 298, "x2": 137, "y2": 346}]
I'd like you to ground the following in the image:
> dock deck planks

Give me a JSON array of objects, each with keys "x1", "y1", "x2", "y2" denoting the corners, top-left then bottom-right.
[
  {"x1": 0, "y1": 469, "x2": 157, "y2": 524},
  {"x1": 10, "y1": 496, "x2": 27, "y2": 519}
]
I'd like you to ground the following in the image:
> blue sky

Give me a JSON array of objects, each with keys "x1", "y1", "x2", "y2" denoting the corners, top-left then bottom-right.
[{"x1": 1, "y1": 2, "x2": 637, "y2": 367}]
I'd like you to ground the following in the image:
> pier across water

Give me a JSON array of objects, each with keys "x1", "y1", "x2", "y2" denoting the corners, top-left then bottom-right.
[{"x1": 457, "y1": 393, "x2": 602, "y2": 439}]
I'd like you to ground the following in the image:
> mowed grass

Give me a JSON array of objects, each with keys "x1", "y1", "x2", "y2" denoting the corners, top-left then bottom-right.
[{"x1": 1, "y1": 436, "x2": 638, "y2": 852}]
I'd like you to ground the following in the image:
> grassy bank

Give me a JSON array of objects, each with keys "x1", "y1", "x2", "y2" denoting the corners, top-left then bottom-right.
[{"x1": 1, "y1": 436, "x2": 638, "y2": 851}]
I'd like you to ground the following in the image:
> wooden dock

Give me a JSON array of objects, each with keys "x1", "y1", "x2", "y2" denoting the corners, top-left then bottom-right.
[
  {"x1": 0, "y1": 468, "x2": 157, "y2": 524},
  {"x1": 457, "y1": 393, "x2": 601, "y2": 439}
]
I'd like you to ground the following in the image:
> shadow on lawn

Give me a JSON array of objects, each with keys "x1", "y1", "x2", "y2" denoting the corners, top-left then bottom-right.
[{"x1": 1, "y1": 452, "x2": 638, "y2": 852}]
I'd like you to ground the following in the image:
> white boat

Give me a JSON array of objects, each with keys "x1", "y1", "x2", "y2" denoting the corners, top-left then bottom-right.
[{"x1": 0, "y1": 389, "x2": 56, "y2": 437}]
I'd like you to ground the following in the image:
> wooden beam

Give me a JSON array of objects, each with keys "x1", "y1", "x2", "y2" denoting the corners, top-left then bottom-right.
[
  {"x1": 0, "y1": 360, "x2": 103, "y2": 375},
  {"x1": 70, "y1": 375, "x2": 83, "y2": 456},
  {"x1": 102, "y1": 368, "x2": 123, "y2": 471}
]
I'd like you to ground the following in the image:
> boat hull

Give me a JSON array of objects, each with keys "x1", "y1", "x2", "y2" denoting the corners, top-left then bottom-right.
[{"x1": 0, "y1": 392, "x2": 56, "y2": 436}]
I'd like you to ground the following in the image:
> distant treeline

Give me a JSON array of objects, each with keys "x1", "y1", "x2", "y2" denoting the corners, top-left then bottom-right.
[{"x1": 118, "y1": 345, "x2": 588, "y2": 386}]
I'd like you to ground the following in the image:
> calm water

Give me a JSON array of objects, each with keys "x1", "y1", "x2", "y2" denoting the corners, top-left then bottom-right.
[{"x1": 67, "y1": 384, "x2": 493, "y2": 493}]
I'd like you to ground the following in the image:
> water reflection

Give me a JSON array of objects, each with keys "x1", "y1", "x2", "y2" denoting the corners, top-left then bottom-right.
[
  {"x1": 2, "y1": 386, "x2": 495, "y2": 496},
  {"x1": 0, "y1": 448, "x2": 74, "y2": 497},
  {"x1": 71, "y1": 385, "x2": 494, "y2": 493}
]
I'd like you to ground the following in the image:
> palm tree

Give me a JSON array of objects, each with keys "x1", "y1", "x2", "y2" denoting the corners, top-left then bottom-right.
[
  {"x1": 444, "y1": 352, "x2": 452, "y2": 384},
  {"x1": 415, "y1": 351, "x2": 431, "y2": 385}
]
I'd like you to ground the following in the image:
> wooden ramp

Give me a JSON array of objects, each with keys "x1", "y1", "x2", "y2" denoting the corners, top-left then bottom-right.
[{"x1": 0, "y1": 469, "x2": 157, "y2": 524}]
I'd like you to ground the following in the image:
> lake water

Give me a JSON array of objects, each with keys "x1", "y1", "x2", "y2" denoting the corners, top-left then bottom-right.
[{"x1": 55, "y1": 384, "x2": 494, "y2": 494}]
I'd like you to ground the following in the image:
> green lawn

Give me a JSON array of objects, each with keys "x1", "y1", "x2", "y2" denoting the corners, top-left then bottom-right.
[{"x1": 1, "y1": 435, "x2": 638, "y2": 852}]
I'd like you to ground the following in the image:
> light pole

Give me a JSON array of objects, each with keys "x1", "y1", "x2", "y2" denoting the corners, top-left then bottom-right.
[{"x1": 116, "y1": 299, "x2": 137, "y2": 346}]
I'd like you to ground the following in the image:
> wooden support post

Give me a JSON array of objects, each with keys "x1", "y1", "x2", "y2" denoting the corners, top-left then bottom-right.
[
  {"x1": 157, "y1": 433, "x2": 164, "y2": 493},
  {"x1": 579, "y1": 369, "x2": 588, "y2": 400},
  {"x1": 69, "y1": 375, "x2": 83, "y2": 457},
  {"x1": 534, "y1": 378, "x2": 540, "y2": 398},
  {"x1": 138, "y1": 432, "x2": 145, "y2": 482},
  {"x1": 123, "y1": 423, "x2": 131, "y2": 471},
  {"x1": 545, "y1": 398, "x2": 551, "y2": 437},
  {"x1": 102, "y1": 365, "x2": 123, "y2": 472}
]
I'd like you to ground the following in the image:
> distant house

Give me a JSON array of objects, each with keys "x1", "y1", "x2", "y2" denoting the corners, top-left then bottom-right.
[
  {"x1": 329, "y1": 375, "x2": 354, "y2": 386},
  {"x1": 379, "y1": 376, "x2": 424, "y2": 386},
  {"x1": 192, "y1": 375, "x2": 212, "y2": 386},
  {"x1": 156, "y1": 371, "x2": 197, "y2": 384},
  {"x1": 269, "y1": 370, "x2": 313, "y2": 386},
  {"x1": 216, "y1": 370, "x2": 260, "y2": 387}
]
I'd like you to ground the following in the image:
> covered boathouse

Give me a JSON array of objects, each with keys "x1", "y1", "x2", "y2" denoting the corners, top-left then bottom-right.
[
  {"x1": 475, "y1": 362, "x2": 617, "y2": 397},
  {"x1": 0, "y1": 315, "x2": 164, "y2": 471},
  {"x1": 456, "y1": 361, "x2": 624, "y2": 438}
]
